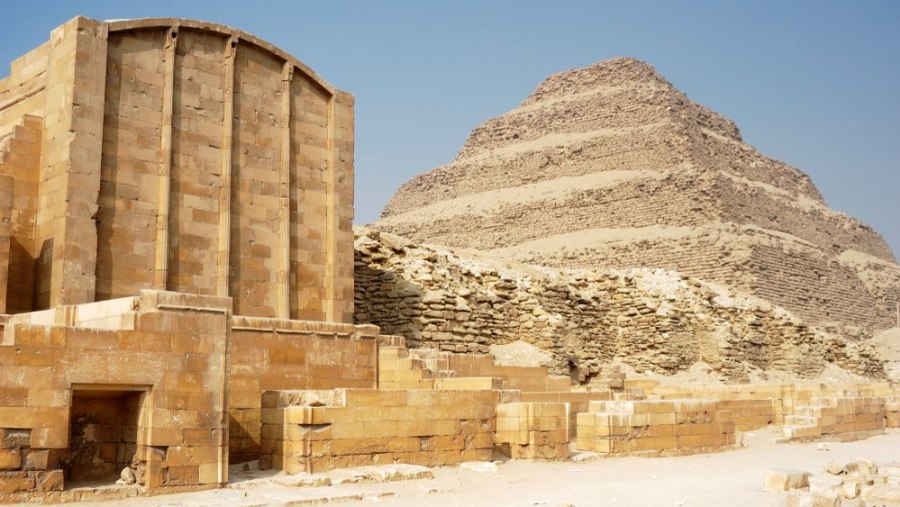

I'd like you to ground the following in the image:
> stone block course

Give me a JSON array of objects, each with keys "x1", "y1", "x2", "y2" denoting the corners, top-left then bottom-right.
[
  {"x1": 259, "y1": 388, "x2": 497, "y2": 474},
  {"x1": 575, "y1": 399, "x2": 738, "y2": 456}
]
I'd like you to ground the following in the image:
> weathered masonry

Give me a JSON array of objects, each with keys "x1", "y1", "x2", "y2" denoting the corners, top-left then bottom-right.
[{"x1": 0, "y1": 16, "x2": 369, "y2": 498}]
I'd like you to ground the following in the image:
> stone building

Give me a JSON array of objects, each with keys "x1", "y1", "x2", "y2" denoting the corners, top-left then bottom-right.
[{"x1": 0, "y1": 16, "x2": 376, "y2": 496}]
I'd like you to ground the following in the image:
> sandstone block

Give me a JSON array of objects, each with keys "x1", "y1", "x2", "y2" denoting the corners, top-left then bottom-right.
[
  {"x1": 764, "y1": 468, "x2": 810, "y2": 492},
  {"x1": 0, "y1": 448, "x2": 22, "y2": 470},
  {"x1": 0, "y1": 471, "x2": 34, "y2": 493}
]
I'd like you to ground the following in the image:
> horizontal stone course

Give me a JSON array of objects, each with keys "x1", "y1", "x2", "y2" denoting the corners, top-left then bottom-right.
[{"x1": 259, "y1": 388, "x2": 498, "y2": 473}]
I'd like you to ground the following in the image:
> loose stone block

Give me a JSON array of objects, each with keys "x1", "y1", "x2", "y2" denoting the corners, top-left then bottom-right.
[{"x1": 764, "y1": 468, "x2": 811, "y2": 492}]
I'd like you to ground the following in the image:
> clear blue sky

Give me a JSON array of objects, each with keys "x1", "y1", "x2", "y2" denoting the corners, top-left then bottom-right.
[{"x1": 3, "y1": 1, "x2": 898, "y2": 257}]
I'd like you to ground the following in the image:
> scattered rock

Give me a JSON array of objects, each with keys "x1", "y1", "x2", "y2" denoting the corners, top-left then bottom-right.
[
  {"x1": 764, "y1": 468, "x2": 810, "y2": 492},
  {"x1": 846, "y1": 458, "x2": 875, "y2": 476},
  {"x1": 838, "y1": 479, "x2": 861, "y2": 499},
  {"x1": 825, "y1": 460, "x2": 845, "y2": 475},
  {"x1": 119, "y1": 466, "x2": 136, "y2": 485}
]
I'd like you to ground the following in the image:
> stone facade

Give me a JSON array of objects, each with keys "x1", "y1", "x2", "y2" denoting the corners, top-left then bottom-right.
[
  {"x1": 375, "y1": 57, "x2": 900, "y2": 336},
  {"x1": 0, "y1": 16, "x2": 354, "y2": 322},
  {"x1": 0, "y1": 16, "x2": 366, "y2": 498},
  {"x1": 259, "y1": 388, "x2": 497, "y2": 473},
  {"x1": 0, "y1": 290, "x2": 379, "y2": 499}
]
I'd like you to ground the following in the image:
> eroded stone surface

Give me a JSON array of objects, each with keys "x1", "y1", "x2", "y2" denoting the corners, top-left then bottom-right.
[
  {"x1": 375, "y1": 57, "x2": 900, "y2": 338},
  {"x1": 354, "y1": 227, "x2": 885, "y2": 381}
]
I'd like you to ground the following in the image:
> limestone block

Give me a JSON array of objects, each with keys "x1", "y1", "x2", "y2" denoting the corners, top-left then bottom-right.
[
  {"x1": 0, "y1": 448, "x2": 22, "y2": 470},
  {"x1": 35, "y1": 469, "x2": 64, "y2": 492},
  {"x1": 0, "y1": 471, "x2": 34, "y2": 493},
  {"x1": 764, "y1": 468, "x2": 811, "y2": 492},
  {"x1": 839, "y1": 478, "x2": 861, "y2": 499},
  {"x1": 862, "y1": 484, "x2": 900, "y2": 506},
  {"x1": 0, "y1": 429, "x2": 30, "y2": 449}
]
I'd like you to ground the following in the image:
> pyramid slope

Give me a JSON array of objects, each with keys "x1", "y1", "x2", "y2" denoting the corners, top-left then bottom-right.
[{"x1": 375, "y1": 57, "x2": 899, "y2": 335}]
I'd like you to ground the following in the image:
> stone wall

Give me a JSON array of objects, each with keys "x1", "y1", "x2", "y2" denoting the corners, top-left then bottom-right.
[
  {"x1": 0, "y1": 17, "x2": 355, "y2": 323},
  {"x1": 493, "y1": 224, "x2": 899, "y2": 334},
  {"x1": 354, "y1": 228, "x2": 885, "y2": 382},
  {"x1": 260, "y1": 389, "x2": 497, "y2": 473},
  {"x1": 0, "y1": 289, "x2": 383, "y2": 498},
  {"x1": 0, "y1": 39, "x2": 48, "y2": 133},
  {"x1": 575, "y1": 399, "x2": 738, "y2": 456},
  {"x1": 782, "y1": 397, "x2": 886, "y2": 441},
  {"x1": 0, "y1": 291, "x2": 230, "y2": 498},
  {"x1": 495, "y1": 402, "x2": 569, "y2": 459},
  {"x1": 0, "y1": 116, "x2": 41, "y2": 313},
  {"x1": 379, "y1": 169, "x2": 719, "y2": 251}
]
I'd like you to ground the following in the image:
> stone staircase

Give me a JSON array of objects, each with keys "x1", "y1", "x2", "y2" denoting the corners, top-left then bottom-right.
[
  {"x1": 0, "y1": 115, "x2": 41, "y2": 165},
  {"x1": 377, "y1": 336, "x2": 458, "y2": 389},
  {"x1": 782, "y1": 396, "x2": 886, "y2": 441},
  {"x1": 377, "y1": 335, "x2": 572, "y2": 391}
]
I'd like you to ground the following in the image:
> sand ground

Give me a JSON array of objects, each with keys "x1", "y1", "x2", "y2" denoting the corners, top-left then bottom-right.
[{"x1": 26, "y1": 427, "x2": 900, "y2": 507}]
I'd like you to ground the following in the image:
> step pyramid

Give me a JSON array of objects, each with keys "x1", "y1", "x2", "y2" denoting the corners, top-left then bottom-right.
[{"x1": 375, "y1": 57, "x2": 900, "y2": 336}]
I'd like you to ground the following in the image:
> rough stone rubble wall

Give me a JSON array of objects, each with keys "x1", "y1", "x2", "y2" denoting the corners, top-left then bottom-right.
[
  {"x1": 354, "y1": 228, "x2": 885, "y2": 382},
  {"x1": 506, "y1": 226, "x2": 899, "y2": 334}
]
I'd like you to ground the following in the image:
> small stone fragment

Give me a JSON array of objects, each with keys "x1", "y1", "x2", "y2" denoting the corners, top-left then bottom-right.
[
  {"x1": 825, "y1": 460, "x2": 845, "y2": 475},
  {"x1": 838, "y1": 479, "x2": 861, "y2": 499},
  {"x1": 846, "y1": 458, "x2": 875, "y2": 476},
  {"x1": 120, "y1": 466, "x2": 136, "y2": 485}
]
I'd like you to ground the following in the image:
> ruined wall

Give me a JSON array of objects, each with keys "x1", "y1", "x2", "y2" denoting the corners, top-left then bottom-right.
[
  {"x1": 354, "y1": 228, "x2": 885, "y2": 382},
  {"x1": 576, "y1": 399, "x2": 738, "y2": 456},
  {"x1": 495, "y1": 225, "x2": 900, "y2": 334},
  {"x1": 227, "y1": 319, "x2": 378, "y2": 463},
  {"x1": 0, "y1": 17, "x2": 355, "y2": 323},
  {"x1": 0, "y1": 291, "x2": 230, "y2": 497}
]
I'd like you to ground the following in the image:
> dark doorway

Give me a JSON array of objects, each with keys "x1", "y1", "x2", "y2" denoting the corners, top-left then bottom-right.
[{"x1": 64, "y1": 388, "x2": 145, "y2": 486}]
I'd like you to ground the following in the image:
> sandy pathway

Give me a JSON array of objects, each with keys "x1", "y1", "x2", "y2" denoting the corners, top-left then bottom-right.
[{"x1": 25, "y1": 427, "x2": 900, "y2": 507}]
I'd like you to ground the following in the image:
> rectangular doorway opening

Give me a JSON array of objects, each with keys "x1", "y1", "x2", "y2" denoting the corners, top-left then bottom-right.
[{"x1": 64, "y1": 386, "x2": 149, "y2": 488}]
